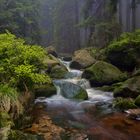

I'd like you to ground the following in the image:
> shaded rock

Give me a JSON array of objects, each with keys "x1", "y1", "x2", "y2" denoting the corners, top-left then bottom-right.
[
  {"x1": 113, "y1": 98, "x2": 137, "y2": 110},
  {"x1": 34, "y1": 84, "x2": 57, "y2": 98},
  {"x1": 70, "y1": 49, "x2": 96, "y2": 69},
  {"x1": 82, "y1": 61, "x2": 126, "y2": 87},
  {"x1": 44, "y1": 54, "x2": 68, "y2": 79},
  {"x1": 62, "y1": 56, "x2": 72, "y2": 61},
  {"x1": 46, "y1": 46, "x2": 58, "y2": 57},
  {"x1": 135, "y1": 95, "x2": 140, "y2": 106},
  {"x1": 54, "y1": 80, "x2": 88, "y2": 100},
  {"x1": 114, "y1": 76, "x2": 140, "y2": 98},
  {"x1": 50, "y1": 65, "x2": 67, "y2": 79},
  {"x1": 105, "y1": 30, "x2": 140, "y2": 72}
]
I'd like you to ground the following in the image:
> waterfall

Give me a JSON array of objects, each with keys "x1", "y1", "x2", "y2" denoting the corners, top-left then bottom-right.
[{"x1": 36, "y1": 58, "x2": 113, "y2": 105}]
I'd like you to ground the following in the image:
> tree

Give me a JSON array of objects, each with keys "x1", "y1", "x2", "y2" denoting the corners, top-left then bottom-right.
[{"x1": 0, "y1": 0, "x2": 41, "y2": 44}]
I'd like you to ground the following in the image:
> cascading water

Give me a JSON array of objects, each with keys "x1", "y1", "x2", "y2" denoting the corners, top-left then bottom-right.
[
  {"x1": 35, "y1": 59, "x2": 140, "y2": 139},
  {"x1": 36, "y1": 58, "x2": 113, "y2": 121}
]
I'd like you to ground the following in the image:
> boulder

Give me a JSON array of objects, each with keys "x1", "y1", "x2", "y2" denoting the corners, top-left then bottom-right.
[
  {"x1": 70, "y1": 49, "x2": 96, "y2": 69},
  {"x1": 82, "y1": 61, "x2": 126, "y2": 87},
  {"x1": 135, "y1": 95, "x2": 140, "y2": 106},
  {"x1": 46, "y1": 46, "x2": 58, "y2": 57},
  {"x1": 113, "y1": 98, "x2": 137, "y2": 110},
  {"x1": 114, "y1": 76, "x2": 140, "y2": 98},
  {"x1": 34, "y1": 84, "x2": 57, "y2": 98},
  {"x1": 54, "y1": 80, "x2": 88, "y2": 100},
  {"x1": 43, "y1": 54, "x2": 68, "y2": 79},
  {"x1": 50, "y1": 65, "x2": 67, "y2": 79},
  {"x1": 105, "y1": 31, "x2": 140, "y2": 72}
]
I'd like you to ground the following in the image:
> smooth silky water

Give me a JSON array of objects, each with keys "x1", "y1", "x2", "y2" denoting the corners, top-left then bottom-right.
[{"x1": 35, "y1": 59, "x2": 140, "y2": 140}]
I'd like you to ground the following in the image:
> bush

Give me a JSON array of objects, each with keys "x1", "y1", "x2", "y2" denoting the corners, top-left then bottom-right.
[{"x1": 0, "y1": 32, "x2": 51, "y2": 90}]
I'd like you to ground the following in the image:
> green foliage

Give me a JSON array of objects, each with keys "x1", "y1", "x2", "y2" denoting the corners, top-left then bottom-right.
[
  {"x1": 0, "y1": 33, "x2": 51, "y2": 90},
  {"x1": 0, "y1": 84, "x2": 18, "y2": 100}
]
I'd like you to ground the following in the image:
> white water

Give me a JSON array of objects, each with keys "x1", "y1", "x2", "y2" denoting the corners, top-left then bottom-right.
[{"x1": 36, "y1": 59, "x2": 113, "y2": 109}]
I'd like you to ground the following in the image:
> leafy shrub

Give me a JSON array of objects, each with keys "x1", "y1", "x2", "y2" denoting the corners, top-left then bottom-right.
[{"x1": 0, "y1": 32, "x2": 51, "y2": 90}]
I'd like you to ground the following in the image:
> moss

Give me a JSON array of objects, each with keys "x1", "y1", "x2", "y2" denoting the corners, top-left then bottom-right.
[
  {"x1": 135, "y1": 95, "x2": 140, "y2": 106},
  {"x1": 50, "y1": 65, "x2": 67, "y2": 79},
  {"x1": 34, "y1": 84, "x2": 57, "y2": 98},
  {"x1": 74, "y1": 89, "x2": 88, "y2": 100},
  {"x1": 82, "y1": 61, "x2": 126, "y2": 86},
  {"x1": 114, "y1": 76, "x2": 140, "y2": 98},
  {"x1": 106, "y1": 30, "x2": 140, "y2": 71},
  {"x1": 113, "y1": 98, "x2": 138, "y2": 110}
]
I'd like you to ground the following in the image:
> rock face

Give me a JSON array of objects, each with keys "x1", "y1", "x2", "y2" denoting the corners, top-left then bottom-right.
[
  {"x1": 70, "y1": 49, "x2": 96, "y2": 70},
  {"x1": 54, "y1": 80, "x2": 88, "y2": 100},
  {"x1": 114, "y1": 76, "x2": 140, "y2": 98},
  {"x1": 82, "y1": 61, "x2": 126, "y2": 87}
]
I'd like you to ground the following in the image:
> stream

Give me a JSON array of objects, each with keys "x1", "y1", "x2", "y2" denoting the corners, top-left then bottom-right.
[{"x1": 35, "y1": 59, "x2": 140, "y2": 140}]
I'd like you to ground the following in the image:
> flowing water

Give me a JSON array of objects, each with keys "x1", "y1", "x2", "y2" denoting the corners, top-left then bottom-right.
[{"x1": 35, "y1": 59, "x2": 140, "y2": 140}]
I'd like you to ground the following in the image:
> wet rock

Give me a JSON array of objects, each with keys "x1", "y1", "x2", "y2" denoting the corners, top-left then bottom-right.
[
  {"x1": 82, "y1": 61, "x2": 126, "y2": 87},
  {"x1": 113, "y1": 98, "x2": 137, "y2": 110},
  {"x1": 50, "y1": 65, "x2": 68, "y2": 79},
  {"x1": 70, "y1": 49, "x2": 96, "y2": 70},
  {"x1": 135, "y1": 95, "x2": 140, "y2": 106},
  {"x1": 63, "y1": 56, "x2": 72, "y2": 61},
  {"x1": 114, "y1": 76, "x2": 140, "y2": 98},
  {"x1": 125, "y1": 109, "x2": 140, "y2": 120},
  {"x1": 34, "y1": 84, "x2": 57, "y2": 98},
  {"x1": 54, "y1": 80, "x2": 88, "y2": 100},
  {"x1": 25, "y1": 108, "x2": 64, "y2": 140}
]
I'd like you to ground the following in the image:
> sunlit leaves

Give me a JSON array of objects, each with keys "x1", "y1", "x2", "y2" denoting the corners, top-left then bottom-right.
[{"x1": 0, "y1": 33, "x2": 51, "y2": 90}]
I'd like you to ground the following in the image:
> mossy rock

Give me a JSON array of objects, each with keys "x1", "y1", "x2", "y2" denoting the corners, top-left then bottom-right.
[
  {"x1": 54, "y1": 80, "x2": 88, "y2": 100},
  {"x1": 114, "y1": 76, "x2": 140, "y2": 98},
  {"x1": 34, "y1": 84, "x2": 57, "y2": 98},
  {"x1": 70, "y1": 49, "x2": 96, "y2": 69},
  {"x1": 113, "y1": 98, "x2": 138, "y2": 110},
  {"x1": 105, "y1": 30, "x2": 140, "y2": 72},
  {"x1": 82, "y1": 61, "x2": 126, "y2": 87},
  {"x1": 50, "y1": 65, "x2": 67, "y2": 79},
  {"x1": 135, "y1": 95, "x2": 140, "y2": 106},
  {"x1": 8, "y1": 130, "x2": 43, "y2": 140}
]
